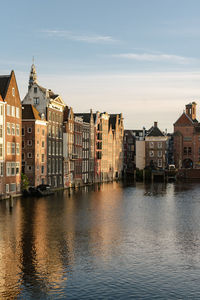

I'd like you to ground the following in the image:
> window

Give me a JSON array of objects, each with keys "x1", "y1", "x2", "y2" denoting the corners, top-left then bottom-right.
[
  {"x1": 27, "y1": 127, "x2": 32, "y2": 133},
  {"x1": 7, "y1": 122, "x2": 11, "y2": 135},
  {"x1": 149, "y1": 150, "x2": 154, "y2": 157},
  {"x1": 42, "y1": 129, "x2": 45, "y2": 136},
  {"x1": 22, "y1": 127, "x2": 25, "y2": 136},
  {"x1": 42, "y1": 154, "x2": 45, "y2": 162},
  {"x1": 0, "y1": 125, "x2": 2, "y2": 138},
  {"x1": 52, "y1": 142, "x2": 55, "y2": 155},
  {"x1": 34, "y1": 87, "x2": 37, "y2": 93},
  {"x1": 158, "y1": 151, "x2": 162, "y2": 157},
  {"x1": 34, "y1": 97, "x2": 39, "y2": 105},
  {"x1": 157, "y1": 159, "x2": 162, "y2": 168},
  {"x1": 22, "y1": 153, "x2": 25, "y2": 160},
  {"x1": 16, "y1": 124, "x2": 20, "y2": 136},
  {"x1": 16, "y1": 107, "x2": 19, "y2": 118},
  {"x1": 42, "y1": 141, "x2": 45, "y2": 148},
  {"x1": 16, "y1": 162, "x2": 20, "y2": 175},
  {"x1": 41, "y1": 165, "x2": 44, "y2": 174},
  {"x1": 11, "y1": 162, "x2": 15, "y2": 175},
  {"x1": 12, "y1": 87, "x2": 15, "y2": 96},
  {"x1": 48, "y1": 126, "x2": 51, "y2": 137},
  {"x1": 158, "y1": 142, "x2": 162, "y2": 149},
  {"x1": 6, "y1": 162, "x2": 11, "y2": 176},
  {"x1": 0, "y1": 162, "x2": 3, "y2": 176},
  {"x1": 11, "y1": 143, "x2": 15, "y2": 155},
  {"x1": 37, "y1": 128, "x2": 40, "y2": 133},
  {"x1": 149, "y1": 142, "x2": 154, "y2": 148},
  {"x1": 0, "y1": 105, "x2": 3, "y2": 116},
  {"x1": 0, "y1": 143, "x2": 3, "y2": 157},
  {"x1": 49, "y1": 141, "x2": 51, "y2": 154},
  {"x1": 184, "y1": 147, "x2": 192, "y2": 155},
  {"x1": 27, "y1": 140, "x2": 32, "y2": 146},
  {"x1": 6, "y1": 184, "x2": 9, "y2": 193},
  {"x1": 27, "y1": 152, "x2": 32, "y2": 158},
  {"x1": 12, "y1": 123, "x2": 15, "y2": 135},
  {"x1": 11, "y1": 106, "x2": 15, "y2": 117},
  {"x1": 27, "y1": 165, "x2": 32, "y2": 172},
  {"x1": 7, "y1": 142, "x2": 11, "y2": 155},
  {"x1": 7, "y1": 105, "x2": 10, "y2": 116},
  {"x1": 10, "y1": 183, "x2": 16, "y2": 192}
]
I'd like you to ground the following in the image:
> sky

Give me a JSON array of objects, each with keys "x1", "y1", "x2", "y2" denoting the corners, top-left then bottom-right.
[{"x1": 1, "y1": 0, "x2": 200, "y2": 132}]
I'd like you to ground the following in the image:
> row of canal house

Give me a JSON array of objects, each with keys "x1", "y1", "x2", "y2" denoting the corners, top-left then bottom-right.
[{"x1": 21, "y1": 64, "x2": 124, "y2": 192}]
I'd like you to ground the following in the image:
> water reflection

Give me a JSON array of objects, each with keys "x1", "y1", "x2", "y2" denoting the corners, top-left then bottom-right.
[{"x1": 1, "y1": 182, "x2": 200, "y2": 299}]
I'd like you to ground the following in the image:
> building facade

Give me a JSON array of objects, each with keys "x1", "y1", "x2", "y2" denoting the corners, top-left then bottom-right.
[
  {"x1": 145, "y1": 122, "x2": 168, "y2": 169},
  {"x1": 22, "y1": 64, "x2": 65, "y2": 188},
  {"x1": 0, "y1": 71, "x2": 21, "y2": 196},
  {"x1": 22, "y1": 104, "x2": 47, "y2": 186},
  {"x1": 174, "y1": 102, "x2": 200, "y2": 169}
]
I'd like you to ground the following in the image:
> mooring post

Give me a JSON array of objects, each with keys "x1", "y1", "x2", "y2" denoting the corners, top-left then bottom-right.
[{"x1": 9, "y1": 195, "x2": 14, "y2": 209}]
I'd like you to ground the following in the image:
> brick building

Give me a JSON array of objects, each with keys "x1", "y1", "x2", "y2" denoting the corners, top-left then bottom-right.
[
  {"x1": 174, "y1": 102, "x2": 200, "y2": 169},
  {"x1": 75, "y1": 110, "x2": 95, "y2": 184},
  {"x1": 22, "y1": 104, "x2": 47, "y2": 186},
  {"x1": 0, "y1": 71, "x2": 21, "y2": 196},
  {"x1": 22, "y1": 64, "x2": 65, "y2": 188},
  {"x1": 145, "y1": 122, "x2": 168, "y2": 169}
]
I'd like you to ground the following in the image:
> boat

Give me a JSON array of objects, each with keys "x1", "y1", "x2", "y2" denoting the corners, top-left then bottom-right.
[{"x1": 36, "y1": 184, "x2": 54, "y2": 196}]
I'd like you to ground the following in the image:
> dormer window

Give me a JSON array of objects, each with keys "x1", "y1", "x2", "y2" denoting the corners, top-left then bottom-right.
[
  {"x1": 12, "y1": 88, "x2": 15, "y2": 96},
  {"x1": 34, "y1": 87, "x2": 37, "y2": 93}
]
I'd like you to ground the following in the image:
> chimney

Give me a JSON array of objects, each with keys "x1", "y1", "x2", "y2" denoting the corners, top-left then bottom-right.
[
  {"x1": 154, "y1": 121, "x2": 158, "y2": 127},
  {"x1": 185, "y1": 102, "x2": 197, "y2": 120}
]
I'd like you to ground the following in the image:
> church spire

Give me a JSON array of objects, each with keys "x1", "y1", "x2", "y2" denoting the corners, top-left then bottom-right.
[{"x1": 29, "y1": 59, "x2": 38, "y2": 90}]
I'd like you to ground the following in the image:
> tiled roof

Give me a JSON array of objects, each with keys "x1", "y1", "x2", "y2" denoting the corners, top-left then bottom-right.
[
  {"x1": 0, "y1": 74, "x2": 11, "y2": 99},
  {"x1": 147, "y1": 126, "x2": 164, "y2": 137},
  {"x1": 22, "y1": 104, "x2": 42, "y2": 120},
  {"x1": 174, "y1": 112, "x2": 194, "y2": 126}
]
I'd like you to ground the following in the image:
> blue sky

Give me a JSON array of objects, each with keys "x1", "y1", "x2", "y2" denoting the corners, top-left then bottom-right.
[{"x1": 1, "y1": 0, "x2": 200, "y2": 131}]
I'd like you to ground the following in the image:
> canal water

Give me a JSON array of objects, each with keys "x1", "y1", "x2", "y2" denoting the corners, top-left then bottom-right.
[{"x1": 1, "y1": 181, "x2": 200, "y2": 299}]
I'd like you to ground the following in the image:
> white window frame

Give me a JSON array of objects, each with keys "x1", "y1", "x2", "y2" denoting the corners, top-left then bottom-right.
[
  {"x1": 7, "y1": 105, "x2": 10, "y2": 116},
  {"x1": 11, "y1": 106, "x2": 15, "y2": 117},
  {"x1": 7, "y1": 122, "x2": 11, "y2": 135}
]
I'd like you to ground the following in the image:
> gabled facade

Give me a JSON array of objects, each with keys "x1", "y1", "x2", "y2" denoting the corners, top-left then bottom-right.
[
  {"x1": 0, "y1": 71, "x2": 22, "y2": 196},
  {"x1": 145, "y1": 122, "x2": 168, "y2": 169},
  {"x1": 174, "y1": 102, "x2": 200, "y2": 169},
  {"x1": 22, "y1": 104, "x2": 47, "y2": 186},
  {"x1": 23, "y1": 64, "x2": 65, "y2": 188}
]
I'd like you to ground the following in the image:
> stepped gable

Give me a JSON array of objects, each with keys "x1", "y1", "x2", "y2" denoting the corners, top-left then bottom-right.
[{"x1": 22, "y1": 104, "x2": 42, "y2": 120}]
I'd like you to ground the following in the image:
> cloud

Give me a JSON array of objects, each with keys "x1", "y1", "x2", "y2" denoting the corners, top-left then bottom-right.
[
  {"x1": 42, "y1": 30, "x2": 117, "y2": 43},
  {"x1": 112, "y1": 53, "x2": 194, "y2": 64}
]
